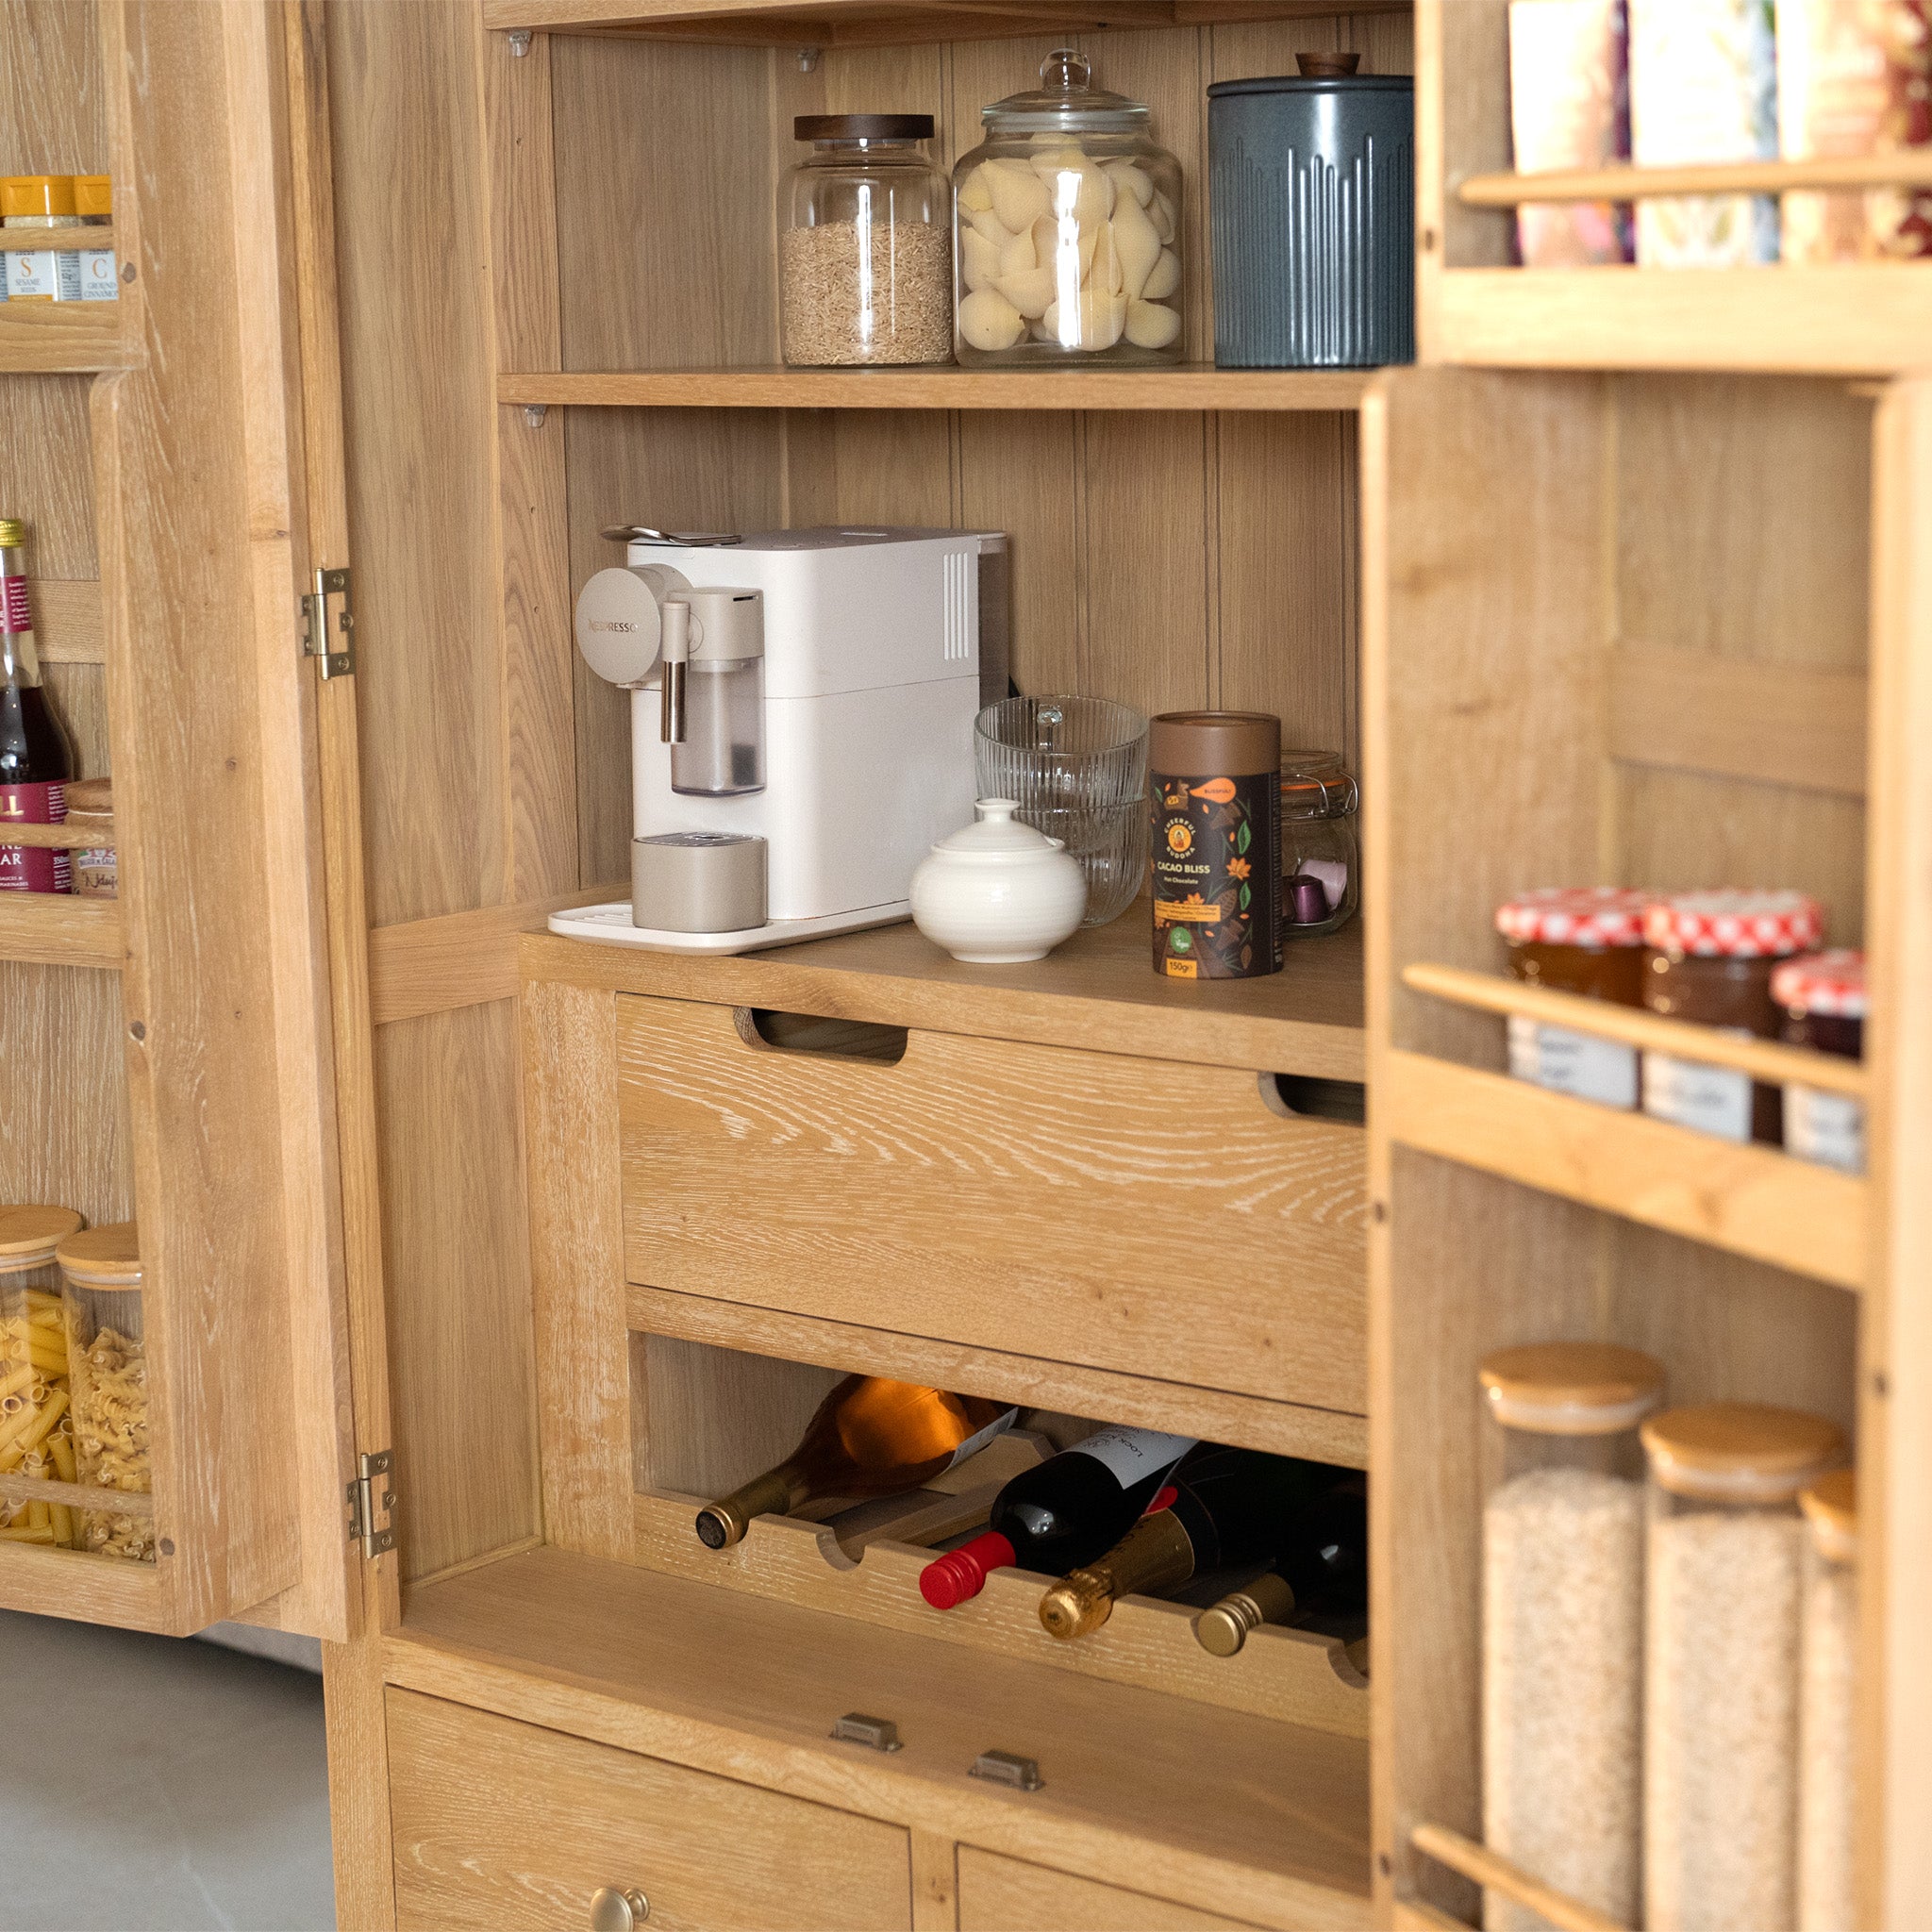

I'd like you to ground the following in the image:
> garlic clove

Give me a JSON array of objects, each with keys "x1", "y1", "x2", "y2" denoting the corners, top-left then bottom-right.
[
  {"x1": 960, "y1": 225, "x2": 1002, "y2": 292},
  {"x1": 1151, "y1": 191, "x2": 1176, "y2": 244},
  {"x1": 987, "y1": 158, "x2": 1052, "y2": 233},
  {"x1": 1141, "y1": 245, "x2": 1181, "y2": 302},
  {"x1": 957, "y1": 164, "x2": 994, "y2": 215},
  {"x1": 1110, "y1": 191, "x2": 1161, "y2": 302},
  {"x1": 1032, "y1": 213, "x2": 1098, "y2": 283},
  {"x1": 995, "y1": 266, "x2": 1058, "y2": 319},
  {"x1": 1043, "y1": 288, "x2": 1127, "y2": 352},
  {"x1": 1124, "y1": 298, "x2": 1181, "y2": 349},
  {"x1": 958, "y1": 285, "x2": 1027, "y2": 352},
  {"x1": 997, "y1": 223, "x2": 1038, "y2": 276},
  {"x1": 1104, "y1": 158, "x2": 1156, "y2": 208}
]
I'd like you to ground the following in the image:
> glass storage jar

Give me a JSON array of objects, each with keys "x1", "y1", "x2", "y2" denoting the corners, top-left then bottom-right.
[
  {"x1": 1279, "y1": 752, "x2": 1358, "y2": 940},
  {"x1": 1478, "y1": 1341, "x2": 1661, "y2": 1932},
  {"x1": 1798, "y1": 1469, "x2": 1857, "y2": 1932},
  {"x1": 955, "y1": 50, "x2": 1184, "y2": 365},
  {"x1": 57, "y1": 1222, "x2": 153, "y2": 1562},
  {"x1": 1642, "y1": 1401, "x2": 1844, "y2": 1932},
  {"x1": 1774, "y1": 949, "x2": 1866, "y2": 1176},
  {"x1": 0, "y1": 1205, "x2": 84, "y2": 1549},
  {"x1": 778, "y1": 114, "x2": 953, "y2": 368},
  {"x1": 1494, "y1": 887, "x2": 1651, "y2": 1108},
  {"x1": 1641, "y1": 889, "x2": 1824, "y2": 1145}
]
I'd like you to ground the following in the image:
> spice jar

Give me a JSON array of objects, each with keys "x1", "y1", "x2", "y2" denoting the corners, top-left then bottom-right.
[
  {"x1": 1279, "y1": 751, "x2": 1358, "y2": 940},
  {"x1": 73, "y1": 175, "x2": 117, "y2": 303},
  {"x1": 1642, "y1": 1402, "x2": 1844, "y2": 1932},
  {"x1": 64, "y1": 777, "x2": 114, "y2": 898},
  {"x1": 1496, "y1": 887, "x2": 1651, "y2": 1108},
  {"x1": 1774, "y1": 950, "x2": 1865, "y2": 1175},
  {"x1": 57, "y1": 1222, "x2": 152, "y2": 1563},
  {"x1": 1151, "y1": 711, "x2": 1280, "y2": 979},
  {"x1": 779, "y1": 116, "x2": 953, "y2": 368},
  {"x1": 0, "y1": 1204, "x2": 85, "y2": 1550},
  {"x1": 1641, "y1": 890, "x2": 1824, "y2": 1144},
  {"x1": 1798, "y1": 1469, "x2": 1857, "y2": 1932},
  {"x1": 1479, "y1": 1342, "x2": 1661, "y2": 1932},
  {"x1": 955, "y1": 50, "x2": 1184, "y2": 365},
  {"x1": 1, "y1": 175, "x2": 84, "y2": 303}
]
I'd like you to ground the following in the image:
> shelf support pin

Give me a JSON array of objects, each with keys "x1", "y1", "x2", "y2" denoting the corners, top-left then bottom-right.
[
  {"x1": 523, "y1": 403, "x2": 548, "y2": 428},
  {"x1": 797, "y1": 45, "x2": 820, "y2": 72},
  {"x1": 507, "y1": 28, "x2": 532, "y2": 57}
]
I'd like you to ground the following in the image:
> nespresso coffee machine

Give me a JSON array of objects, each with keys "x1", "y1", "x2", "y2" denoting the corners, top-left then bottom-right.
[{"x1": 551, "y1": 525, "x2": 1008, "y2": 954}]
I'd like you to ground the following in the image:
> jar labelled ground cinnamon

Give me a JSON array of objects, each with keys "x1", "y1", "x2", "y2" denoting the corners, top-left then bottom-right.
[{"x1": 1495, "y1": 888, "x2": 1650, "y2": 1108}]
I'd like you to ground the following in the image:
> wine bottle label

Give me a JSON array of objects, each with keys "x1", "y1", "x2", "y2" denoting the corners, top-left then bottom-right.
[
  {"x1": 1067, "y1": 1426, "x2": 1197, "y2": 1487},
  {"x1": 941, "y1": 1407, "x2": 1020, "y2": 1473},
  {"x1": 0, "y1": 781, "x2": 69, "y2": 893}
]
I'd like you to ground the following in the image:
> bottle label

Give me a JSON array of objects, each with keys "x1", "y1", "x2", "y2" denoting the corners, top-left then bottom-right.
[
  {"x1": 1642, "y1": 1050, "x2": 1752, "y2": 1142},
  {"x1": 1067, "y1": 1425, "x2": 1197, "y2": 1487},
  {"x1": 3, "y1": 575, "x2": 28, "y2": 631},
  {"x1": 0, "y1": 782, "x2": 71, "y2": 893},
  {"x1": 1507, "y1": 1014, "x2": 1639, "y2": 1108},
  {"x1": 941, "y1": 1407, "x2": 1020, "y2": 1474},
  {"x1": 80, "y1": 249, "x2": 118, "y2": 303},
  {"x1": 1783, "y1": 1084, "x2": 1865, "y2": 1174}
]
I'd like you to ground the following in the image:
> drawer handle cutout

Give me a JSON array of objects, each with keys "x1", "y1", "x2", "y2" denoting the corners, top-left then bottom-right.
[
  {"x1": 1263, "y1": 1073, "x2": 1367, "y2": 1126},
  {"x1": 735, "y1": 1008, "x2": 908, "y2": 1065}
]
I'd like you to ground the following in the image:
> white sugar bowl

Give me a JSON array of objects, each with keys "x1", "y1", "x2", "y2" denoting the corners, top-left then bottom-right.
[{"x1": 910, "y1": 798, "x2": 1089, "y2": 964}]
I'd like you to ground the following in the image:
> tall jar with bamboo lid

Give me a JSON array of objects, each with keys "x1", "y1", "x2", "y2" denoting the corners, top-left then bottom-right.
[
  {"x1": 0, "y1": 1205, "x2": 84, "y2": 1549},
  {"x1": 1478, "y1": 1341, "x2": 1662, "y2": 1932},
  {"x1": 1642, "y1": 1401, "x2": 1845, "y2": 1932},
  {"x1": 1798, "y1": 1469, "x2": 1857, "y2": 1932},
  {"x1": 57, "y1": 1223, "x2": 152, "y2": 1562}
]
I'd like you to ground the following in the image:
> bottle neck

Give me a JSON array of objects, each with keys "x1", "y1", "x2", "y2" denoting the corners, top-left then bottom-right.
[
  {"x1": 694, "y1": 1459, "x2": 808, "y2": 1549},
  {"x1": 1, "y1": 548, "x2": 41, "y2": 688},
  {"x1": 1037, "y1": 1507, "x2": 1195, "y2": 1639}
]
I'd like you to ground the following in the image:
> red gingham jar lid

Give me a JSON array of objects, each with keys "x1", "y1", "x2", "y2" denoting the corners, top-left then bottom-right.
[
  {"x1": 1642, "y1": 890, "x2": 1824, "y2": 960},
  {"x1": 1496, "y1": 887, "x2": 1651, "y2": 948},
  {"x1": 1772, "y1": 949, "x2": 1866, "y2": 1019}
]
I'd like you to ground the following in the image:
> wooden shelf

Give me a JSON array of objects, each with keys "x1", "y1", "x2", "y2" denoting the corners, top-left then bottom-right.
[
  {"x1": 392, "y1": 1543, "x2": 1374, "y2": 1928},
  {"x1": 525, "y1": 908, "x2": 1365, "y2": 1082},
  {"x1": 1458, "y1": 152, "x2": 1932, "y2": 208},
  {"x1": 499, "y1": 365, "x2": 1379, "y2": 412},
  {"x1": 483, "y1": 0, "x2": 1411, "y2": 48},
  {"x1": 0, "y1": 224, "x2": 118, "y2": 254},
  {"x1": 0, "y1": 891, "x2": 123, "y2": 969},
  {"x1": 1382, "y1": 1048, "x2": 1866, "y2": 1291},
  {"x1": 0, "y1": 300, "x2": 132, "y2": 375},
  {"x1": 0, "y1": 1538, "x2": 162, "y2": 1626}
]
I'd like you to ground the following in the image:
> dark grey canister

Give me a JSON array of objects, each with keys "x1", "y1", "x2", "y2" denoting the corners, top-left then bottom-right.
[{"x1": 1208, "y1": 69, "x2": 1415, "y2": 368}]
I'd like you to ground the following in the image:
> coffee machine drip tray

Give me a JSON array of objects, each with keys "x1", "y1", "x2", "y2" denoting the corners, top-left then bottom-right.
[{"x1": 547, "y1": 899, "x2": 912, "y2": 957}]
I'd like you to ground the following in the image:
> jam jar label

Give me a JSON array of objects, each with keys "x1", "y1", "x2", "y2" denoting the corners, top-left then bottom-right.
[
  {"x1": 1508, "y1": 1015, "x2": 1640, "y2": 1109},
  {"x1": 1642, "y1": 1051, "x2": 1752, "y2": 1143},
  {"x1": 0, "y1": 781, "x2": 70, "y2": 893},
  {"x1": 1783, "y1": 1085, "x2": 1865, "y2": 1174},
  {"x1": 1152, "y1": 772, "x2": 1280, "y2": 980}
]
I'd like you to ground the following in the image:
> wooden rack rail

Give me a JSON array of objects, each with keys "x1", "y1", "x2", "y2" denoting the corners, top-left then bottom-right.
[
  {"x1": 0, "y1": 225, "x2": 116, "y2": 254},
  {"x1": 1, "y1": 824, "x2": 115, "y2": 851},
  {"x1": 1410, "y1": 1823, "x2": 1630, "y2": 1932},
  {"x1": 1458, "y1": 153, "x2": 1932, "y2": 208}
]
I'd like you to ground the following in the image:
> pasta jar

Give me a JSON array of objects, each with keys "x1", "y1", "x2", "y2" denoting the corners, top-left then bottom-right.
[
  {"x1": 1642, "y1": 1401, "x2": 1844, "y2": 1932},
  {"x1": 1496, "y1": 887, "x2": 1651, "y2": 1108},
  {"x1": 1279, "y1": 751, "x2": 1358, "y2": 939},
  {"x1": 1774, "y1": 949, "x2": 1866, "y2": 1175},
  {"x1": 1479, "y1": 1341, "x2": 1662, "y2": 1932},
  {"x1": 779, "y1": 115, "x2": 952, "y2": 368},
  {"x1": 57, "y1": 1222, "x2": 153, "y2": 1562},
  {"x1": 1, "y1": 175, "x2": 84, "y2": 303},
  {"x1": 1798, "y1": 1469, "x2": 1857, "y2": 1932},
  {"x1": 0, "y1": 1205, "x2": 84, "y2": 1549},
  {"x1": 1641, "y1": 890, "x2": 1824, "y2": 1144},
  {"x1": 955, "y1": 50, "x2": 1184, "y2": 365}
]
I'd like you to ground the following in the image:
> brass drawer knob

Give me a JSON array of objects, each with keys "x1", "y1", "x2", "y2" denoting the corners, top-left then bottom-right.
[{"x1": 590, "y1": 1885, "x2": 650, "y2": 1931}]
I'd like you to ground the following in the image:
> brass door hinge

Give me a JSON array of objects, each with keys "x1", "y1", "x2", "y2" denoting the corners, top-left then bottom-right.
[
  {"x1": 346, "y1": 1448, "x2": 395, "y2": 1559},
  {"x1": 301, "y1": 564, "x2": 355, "y2": 679}
]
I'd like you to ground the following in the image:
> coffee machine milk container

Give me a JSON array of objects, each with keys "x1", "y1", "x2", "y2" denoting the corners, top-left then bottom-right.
[{"x1": 551, "y1": 526, "x2": 1008, "y2": 954}]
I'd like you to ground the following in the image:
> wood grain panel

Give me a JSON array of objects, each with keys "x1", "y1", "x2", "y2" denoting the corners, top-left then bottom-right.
[
  {"x1": 958, "y1": 1848, "x2": 1268, "y2": 1932},
  {"x1": 619, "y1": 996, "x2": 1366, "y2": 1407},
  {"x1": 0, "y1": 0, "x2": 105, "y2": 173},
  {"x1": 640, "y1": 1331, "x2": 842, "y2": 1498},
  {"x1": 387, "y1": 1687, "x2": 914, "y2": 1932}
]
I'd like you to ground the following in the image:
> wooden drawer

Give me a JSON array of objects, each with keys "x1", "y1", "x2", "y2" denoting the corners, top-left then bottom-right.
[
  {"x1": 387, "y1": 1688, "x2": 912, "y2": 1931},
  {"x1": 618, "y1": 998, "x2": 1365, "y2": 1410},
  {"x1": 957, "y1": 1848, "x2": 1269, "y2": 1931}
]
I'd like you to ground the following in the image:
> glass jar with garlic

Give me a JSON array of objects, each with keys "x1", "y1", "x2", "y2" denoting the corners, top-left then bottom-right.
[{"x1": 954, "y1": 51, "x2": 1184, "y2": 366}]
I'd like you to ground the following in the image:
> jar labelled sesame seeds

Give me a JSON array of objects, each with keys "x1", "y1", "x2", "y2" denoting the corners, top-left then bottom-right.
[
  {"x1": 1774, "y1": 950, "x2": 1866, "y2": 1175},
  {"x1": 1495, "y1": 888, "x2": 1651, "y2": 1108}
]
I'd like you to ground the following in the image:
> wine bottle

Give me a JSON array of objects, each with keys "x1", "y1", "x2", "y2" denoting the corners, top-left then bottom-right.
[
  {"x1": 0, "y1": 521, "x2": 74, "y2": 895},
  {"x1": 919, "y1": 1425, "x2": 1196, "y2": 1608},
  {"x1": 1036, "y1": 1443, "x2": 1348, "y2": 1641},
  {"x1": 694, "y1": 1375, "x2": 1017, "y2": 1550},
  {"x1": 1192, "y1": 1475, "x2": 1367, "y2": 1656}
]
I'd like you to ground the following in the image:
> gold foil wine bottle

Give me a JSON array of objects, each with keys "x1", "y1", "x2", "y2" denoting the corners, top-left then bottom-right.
[{"x1": 693, "y1": 1375, "x2": 1017, "y2": 1549}]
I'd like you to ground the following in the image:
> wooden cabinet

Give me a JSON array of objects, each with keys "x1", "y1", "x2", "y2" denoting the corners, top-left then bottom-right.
[{"x1": 957, "y1": 1848, "x2": 1268, "y2": 1932}]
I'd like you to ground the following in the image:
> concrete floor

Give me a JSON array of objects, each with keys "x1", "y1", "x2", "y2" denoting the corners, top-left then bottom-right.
[{"x1": 0, "y1": 1608, "x2": 336, "y2": 1932}]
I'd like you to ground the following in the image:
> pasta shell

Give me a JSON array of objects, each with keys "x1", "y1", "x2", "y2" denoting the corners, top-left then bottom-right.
[
  {"x1": 1033, "y1": 213, "x2": 1099, "y2": 283},
  {"x1": 987, "y1": 158, "x2": 1052, "y2": 232},
  {"x1": 1141, "y1": 246, "x2": 1181, "y2": 302},
  {"x1": 960, "y1": 225, "x2": 1002, "y2": 292},
  {"x1": 1035, "y1": 155, "x2": 1113, "y2": 228},
  {"x1": 1110, "y1": 190, "x2": 1161, "y2": 302},
  {"x1": 997, "y1": 223, "x2": 1038, "y2": 275},
  {"x1": 1104, "y1": 158, "x2": 1156, "y2": 208},
  {"x1": 1124, "y1": 299, "x2": 1181, "y2": 349},
  {"x1": 966, "y1": 204, "x2": 1013, "y2": 247},
  {"x1": 995, "y1": 266, "x2": 1058, "y2": 319},
  {"x1": 1084, "y1": 223, "x2": 1124, "y2": 294},
  {"x1": 1151, "y1": 191, "x2": 1176, "y2": 244},
  {"x1": 958, "y1": 285, "x2": 1026, "y2": 351},
  {"x1": 1043, "y1": 289, "x2": 1127, "y2": 351},
  {"x1": 957, "y1": 164, "x2": 994, "y2": 214}
]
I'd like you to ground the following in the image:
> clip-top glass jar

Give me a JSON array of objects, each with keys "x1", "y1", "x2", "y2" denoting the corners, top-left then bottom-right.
[
  {"x1": 779, "y1": 115, "x2": 953, "y2": 368},
  {"x1": 1279, "y1": 751, "x2": 1358, "y2": 939},
  {"x1": 955, "y1": 51, "x2": 1184, "y2": 365},
  {"x1": 1642, "y1": 1401, "x2": 1844, "y2": 1932},
  {"x1": 0, "y1": 1204, "x2": 85, "y2": 1549},
  {"x1": 1479, "y1": 1342, "x2": 1661, "y2": 1932}
]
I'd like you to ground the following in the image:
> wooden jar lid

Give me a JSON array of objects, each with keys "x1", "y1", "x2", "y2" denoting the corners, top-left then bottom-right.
[
  {"x1": 1801, "y1": 1467, "x2": 1857, "y2": 1563},
  {"x1": 1641, "y1": 1401, "x2": 1845, "y2": 1503},
  {"x1": 0, "y1": 1204, "x2": 85, "y2": 1273},
  {"x1": 1478, "y1": 1341, "x2": 1665, "y2": 1435},
  {"x1": 55, "y1": 1221, "x2": 142, "y2": 1289}
]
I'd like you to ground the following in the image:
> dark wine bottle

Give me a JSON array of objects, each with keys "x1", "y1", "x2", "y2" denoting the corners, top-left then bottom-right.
[
  {"x1": 0, "y1": 520, "x2": 74, "y2": 895},
  {"x1": 1193, "y1": 1474, "x2": 1367, "y2": 1655},
  {"x1": 1037, "y1": 1442, "x2": 1350, "y2": 1640},
  {"x1": 919, "y1": 1425, "x2": 1196, "y2": 1608}
]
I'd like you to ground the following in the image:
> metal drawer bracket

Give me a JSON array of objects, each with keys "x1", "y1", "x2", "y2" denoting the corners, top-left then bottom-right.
[
  {"x1": 347, "y1": 1448, "x2": 395, "y2": 1558},
  {"x1": 830, "y1": 1712, "x2": 902, "y2": 1753},
  {"x1": 301, "y1": 565, "x2": 355, "y2": 680},
  {"x1": 970, "y1": 1749, "x2": 1042, "y2": 1790}
]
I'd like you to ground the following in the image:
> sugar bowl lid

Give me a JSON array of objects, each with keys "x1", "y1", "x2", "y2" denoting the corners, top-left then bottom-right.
[
  {"x1": 930, "y1": 798, "x2": 1066, "y2": 860},
  {"x1": 984, "y1": 49, "x2": 1148, "y2": 133}
]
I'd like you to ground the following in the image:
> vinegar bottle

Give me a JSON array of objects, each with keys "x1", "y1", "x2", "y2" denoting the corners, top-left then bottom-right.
[
  {"x1": 0, "y1": 520, "x2": 74, "y2": 894},
  {"x1": 694, "y1": 1375, "x2": 1017, "y2": 1549}
]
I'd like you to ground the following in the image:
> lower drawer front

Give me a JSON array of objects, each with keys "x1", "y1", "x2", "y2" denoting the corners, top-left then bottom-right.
[
  {"x1": 387, "y1": 1689, "x2": 912, "y2": 1932},
  {"x1": 958, "y1": 1848, "x2": 1266, "y2": 1932}
]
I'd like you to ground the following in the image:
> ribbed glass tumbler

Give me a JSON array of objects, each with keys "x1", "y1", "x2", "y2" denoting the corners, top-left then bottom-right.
[{"x1": 974, "y1": 695, "x2": 1149, "y2": 926}]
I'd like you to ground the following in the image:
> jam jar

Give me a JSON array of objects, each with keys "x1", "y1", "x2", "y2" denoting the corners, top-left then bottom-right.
[
  {"x1": 1495, "y1": 888, "x2": 1651, "y2": 1108},
  {"x1": 1640, "y1": 891, "x2": 1824, "y2": 1144},
  {"x1": 1773, "y1": 949, "x2": 1866, "y2": 1174}
]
